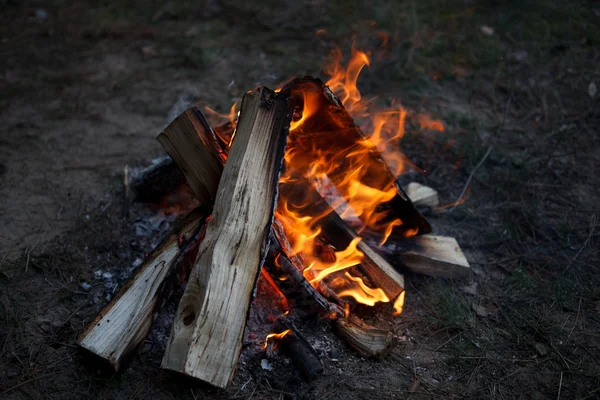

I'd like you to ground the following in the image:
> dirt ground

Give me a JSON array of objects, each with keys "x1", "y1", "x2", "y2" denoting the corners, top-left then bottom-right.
[{"x1": 1, "y1": 1, "x2": 599, "y2": 399}]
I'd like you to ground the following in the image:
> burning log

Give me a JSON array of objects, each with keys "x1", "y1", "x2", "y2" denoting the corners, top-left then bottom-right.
[
  {"x1": 157, "y1": 128, "x2": 401, "y2": 320},
  {"x1": 161, "y1": 87, "x2": 291, "y2": 388},
  {"x1": 267, "y1": 220, "x2": 398, "y2": 359},
  {"x1": 267, "y1": 221, "x2": 345, "y2": 318},
  {"x1": 156, "y1": 107, "x2": 225, "y2": 204},
  {"x1": 77, "y1": 207, "x2": 209, "y2": 370},
  {"x1": 319, "y1": 203, "x2": 405, "y2": 300},
  {"x1": 280, "y1": 77, "x2": 431, "y2": 241},
  {"x1": 279, "y1": 178, "x2": 405, "y2": 301}
]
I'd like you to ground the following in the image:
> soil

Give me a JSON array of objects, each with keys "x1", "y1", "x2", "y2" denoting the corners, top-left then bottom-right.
[{"x1": 1, "y1": 1, "x2": 599, "y2": 399}]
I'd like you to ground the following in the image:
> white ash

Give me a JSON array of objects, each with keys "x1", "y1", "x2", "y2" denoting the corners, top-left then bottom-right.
[{"x1": 260, "y1": 359, "x2": 273, "y2": 371}]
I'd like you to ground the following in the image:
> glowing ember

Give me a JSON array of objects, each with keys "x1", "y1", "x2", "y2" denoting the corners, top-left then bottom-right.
[{"x1": 260, "y1": 269, "x2": 289, "y2": 312}]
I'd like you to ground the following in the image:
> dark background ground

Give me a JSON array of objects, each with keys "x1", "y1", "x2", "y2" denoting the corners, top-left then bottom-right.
[{"x1": 1, "y1": 0, "x2": 599, "y2": 399}]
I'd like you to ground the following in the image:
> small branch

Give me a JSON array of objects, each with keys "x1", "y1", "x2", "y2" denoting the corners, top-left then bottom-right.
[
  {"x1": 557, "y1": 371, "x2": 563, "y2": 400},
  {"x1": 448, "y1": 146, "x2": 493, "y2": 213},
  {"x1": 567, "y1": 213, "x2": 596, "y2": 269}
]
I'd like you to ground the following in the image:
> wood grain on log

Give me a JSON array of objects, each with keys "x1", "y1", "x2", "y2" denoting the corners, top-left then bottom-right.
[
  {"x1": 335, "y1": 316, "x2": 397, "y2": 359},
  {"x1": 407, "y1": 182, "x2": 440, "y2": 208},
  {"x1": 157, "y1": 108, "x2": 224, "y2": 204},
  {"x1": 161, "y1": 87, "x2": 291, "y2": 388},
  {"x1": 396, "y1": 235, "x2": 471, "y2": 279}
]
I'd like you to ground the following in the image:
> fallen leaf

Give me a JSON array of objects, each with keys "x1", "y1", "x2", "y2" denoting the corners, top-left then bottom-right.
[
  {"x1": 461, "y1": 282, "x2": 478, "y2": 296},
  {"x1": 473, "y1": 304, "x2": 489, "y2": 317},
  {"x1": 408, "y1": 377, "x2": 421, "y2": 392},
  {"x1": 141, "y1": 45, "x2": 157, "y2": 57},
  {"x1": 589, "y1": 82, "x2": 597, "y2": 98},
  {"x1": 480, "y1": 25, "x2": 494, "y2": 36},
  {"x1": 509, "y1": 50, "x2": 528, "y2": 62},
  {"x1": 486, "y1": 303, "x2": 500, "y2": 314}
]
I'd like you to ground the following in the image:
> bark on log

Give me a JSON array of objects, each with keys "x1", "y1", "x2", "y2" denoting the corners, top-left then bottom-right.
[
  {"x1": 280, "y1": 77, "x2": 431, "y2": 240},
  {"x1": 77, "y1": 207, "x2": 209, "y2": 370},
  {"x1": 161, "y1": 87, "x2": 291, "y2": 388}
]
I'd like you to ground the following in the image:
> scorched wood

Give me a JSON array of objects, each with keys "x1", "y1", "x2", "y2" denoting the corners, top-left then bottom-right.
[
  {"x1": 161, "y1": 87, "x2": 291, "y2": 388},
  {"x1": 335, "y1": 316, "x2": 397, "y2": 359},
  {"x1": 267, "y1": 220, "x2": 397, "y2": 359},
  {"x1": 77, "y1": 207, "x2": 208, "y2": 370},
  {"x1": 129, "y1": 155, "x2": 186, "y2": 203},
  {"x1": 271, "y1": 317, "x2": 323, "y2": 379}
]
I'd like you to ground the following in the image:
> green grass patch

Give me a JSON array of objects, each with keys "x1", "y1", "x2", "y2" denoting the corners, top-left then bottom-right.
[{"x1": 428, "y1": 282, "x2": 475, "y2": 331}]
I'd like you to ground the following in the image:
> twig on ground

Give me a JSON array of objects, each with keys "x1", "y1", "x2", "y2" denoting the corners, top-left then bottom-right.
[
  {"x1": 448, "y1": 146, "x2": 493, "y2": 213},
  {"x1": 567, "y1": 213, "x2": 596, "y2": 269},
  {"x1": 566, "y1": 297, "x2": 582, "y2": 342},
  {"x1": 123, "y1": 164, "x2": 130, "y2": 218},
  {"x1": 0, "y1": 243, "x2": 16, "y2": 277},
  {"x1": 24, "y1": 240, "x2": 41, "y2": 273},
  {"x1": 0, "y1": 370, "x2": 66, "y2": 395},
  {"x1": 580, "y1": 387, "x2": 600, "y2": 400},
  {"x1": 557, "y1": 371, "x2": 563, "y2": 400}
]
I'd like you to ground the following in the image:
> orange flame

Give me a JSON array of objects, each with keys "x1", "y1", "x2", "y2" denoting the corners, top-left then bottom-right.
[
  {"x1": 263, "y1": 329, "x2": 291, "y2": 350},
  {"x1": 275, "y1": 46, "x2": 424, "y2": 314},
  {"x1": 392, "y1": 290, "x2": 406, "y2": 316},
  {"x1": 338, "y1": 272, "x2": 390, "y2": 306},
  {"x1": 417, "y1": 114, "x2": 445, "y2": 132},
  {"x1": 204, "y1": 102, "x2": 237, "y2": 128}
]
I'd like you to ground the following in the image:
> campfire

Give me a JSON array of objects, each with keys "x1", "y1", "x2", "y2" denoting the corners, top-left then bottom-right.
[{"x1": 77, "y1": 47, "x2": 471, "y2": 388}]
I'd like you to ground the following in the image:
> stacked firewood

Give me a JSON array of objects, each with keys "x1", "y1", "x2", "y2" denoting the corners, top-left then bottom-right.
[{"x1": 77, "y1": 78, "x2": 470, "y2": 388}]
